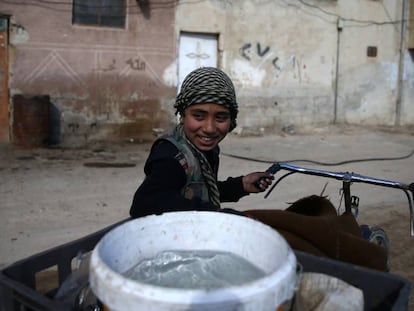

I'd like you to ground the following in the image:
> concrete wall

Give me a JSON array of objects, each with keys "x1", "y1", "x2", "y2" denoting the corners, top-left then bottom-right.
[
  {"x1": 336, "y1": 0, "x2": 404, "y2": 125},
  {"x1": 1, "y1": 0, "x2": 412, "y2": 146},
  {"x1": 1, "y1": 0, "x2": 177, "y2": 146},
  {"x1": 402, "y1": 50, "x2": 414, "y2": 124},
  {"x1": 176, "y1": 0, "x2": 414, "y2": 132},
  {"x1": 176, "y1": 0, "x2": 338, "y2": 132}
]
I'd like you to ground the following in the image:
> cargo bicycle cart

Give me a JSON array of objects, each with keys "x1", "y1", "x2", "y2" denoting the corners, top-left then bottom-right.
[
  {"x1": 0, "y1": 163, "x2": 412, "y2": 310},
  {"x1": 262, "y1": 162, "x2": 414, "y2": 235}
]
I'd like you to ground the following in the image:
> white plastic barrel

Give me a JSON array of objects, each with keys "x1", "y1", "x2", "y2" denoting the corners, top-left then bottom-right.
[{"x1": 89, "y1": 211, "x2": 297, "y2": 311}]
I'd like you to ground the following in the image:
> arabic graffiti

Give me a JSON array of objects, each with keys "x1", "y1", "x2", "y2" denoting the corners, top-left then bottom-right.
[
  {"x1": 94, "y1": 57, "x2": 146, "y2": 72},
  {"x1": 95, "y1": 59, "x2": 116, "y2": 72},
  {"x1": 126, "y1": 58, "x2": 146, "y2": 71},
  {"x1": 239, "y1": 42, "x2": 300, "y2": 78},
  {"x1": 240, "y1": 42, "x2": 279, "y2": 70}
]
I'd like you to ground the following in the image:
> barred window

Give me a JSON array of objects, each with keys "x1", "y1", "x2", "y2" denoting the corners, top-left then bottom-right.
[{"x1": 72, "y1": 0, "x2": 126, "y2": 28}]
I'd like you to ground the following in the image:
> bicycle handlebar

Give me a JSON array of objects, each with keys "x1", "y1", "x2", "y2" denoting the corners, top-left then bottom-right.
[{"x1": 265, "y1": 162, "x2": 414, "y2": 237}]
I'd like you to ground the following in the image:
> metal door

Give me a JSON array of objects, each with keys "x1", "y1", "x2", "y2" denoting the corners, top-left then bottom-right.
[
  {"x1": 178, "y1": 32, "x2": 218, "y2": 93},
  {"x1": 0, "y1": 17, "x2": 9, "y2": 142}
]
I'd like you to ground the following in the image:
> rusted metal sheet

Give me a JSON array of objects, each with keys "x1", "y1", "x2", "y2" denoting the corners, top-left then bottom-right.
[{"x1": 12, "y1": 95, "x2": 50, "y2": 147}]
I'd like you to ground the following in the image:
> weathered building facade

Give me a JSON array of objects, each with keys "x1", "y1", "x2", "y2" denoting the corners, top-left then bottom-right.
[
  {"x1": 0, "y1": 0, "x2": 177, "y2": 146},
  {"x1": 0, "y1": 0, "x2": 413, "y2": 146},
  {"x1": 176, "y1": 0, "x2": 414, "y2": 131}
]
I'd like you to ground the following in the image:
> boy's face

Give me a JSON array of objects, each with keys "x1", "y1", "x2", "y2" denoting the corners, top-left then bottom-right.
[{"x1": 181, "y1": 103, "x2": 231, "y2": 152}]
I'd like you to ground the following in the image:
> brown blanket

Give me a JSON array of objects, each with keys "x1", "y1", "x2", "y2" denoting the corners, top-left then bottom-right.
[{"x1": 245, "y1": 195, "x2": 388, "y2": 271}]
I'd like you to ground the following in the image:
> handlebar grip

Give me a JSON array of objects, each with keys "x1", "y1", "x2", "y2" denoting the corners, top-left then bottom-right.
[{"x1": 253, "y1": 164, "x2": 280, "y2": 189}]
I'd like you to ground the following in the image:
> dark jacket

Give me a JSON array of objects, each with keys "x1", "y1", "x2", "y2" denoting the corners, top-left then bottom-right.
[{"x1": 130, "y1": 140, "x2": 248, "y2": 218}]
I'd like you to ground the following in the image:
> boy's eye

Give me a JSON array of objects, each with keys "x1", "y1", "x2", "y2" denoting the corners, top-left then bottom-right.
[
  {"x1": 189, "y1": 110, "x2": 230, "y2": 121},
  {"x1": 216, "y1": 113, "x2": 230, "y2": 122},
  {"x1": 192, "y1": 112, "x2": 205, "y2": 119}
]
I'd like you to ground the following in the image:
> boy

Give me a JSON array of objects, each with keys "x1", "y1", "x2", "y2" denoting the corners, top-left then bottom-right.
[{"x1": 130, "y1": 67, "x2": 273, "y2": 218}]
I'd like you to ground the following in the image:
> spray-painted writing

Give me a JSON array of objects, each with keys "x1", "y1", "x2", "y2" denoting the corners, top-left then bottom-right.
[
  {"x1": 239, "y1": 42, "x2": 299, "y2": 78},
  {"x1": 94, "y1": 58, "x2": 146, "y2": 72}
]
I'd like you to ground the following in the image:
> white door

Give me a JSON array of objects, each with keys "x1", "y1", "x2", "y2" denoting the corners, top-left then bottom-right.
[{"x1": 178, "y1": 32, "x2": 218, "y2": 93}]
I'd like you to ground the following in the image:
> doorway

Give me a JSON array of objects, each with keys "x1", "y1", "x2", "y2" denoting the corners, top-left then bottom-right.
[{"x1": 177, "y1": 32, "x2": 218, "y2": 93}]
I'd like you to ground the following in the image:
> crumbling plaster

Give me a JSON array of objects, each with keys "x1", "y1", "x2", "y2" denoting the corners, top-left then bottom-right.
[
  {"x1": 176, "y1": 0, "x2": 414, "y2": 132},
  {"x1": 1, "y1": 0, "x2": 413, "y2": 146}
]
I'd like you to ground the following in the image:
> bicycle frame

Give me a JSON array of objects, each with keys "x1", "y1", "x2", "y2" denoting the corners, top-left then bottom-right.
[{"x1": 264, "y1": 162, "x2": 414, "y2": 237}]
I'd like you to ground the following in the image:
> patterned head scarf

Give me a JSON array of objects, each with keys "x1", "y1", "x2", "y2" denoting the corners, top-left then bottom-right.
[{"x1": 175, "y1": 67, "x2": 238, "y2": 131}]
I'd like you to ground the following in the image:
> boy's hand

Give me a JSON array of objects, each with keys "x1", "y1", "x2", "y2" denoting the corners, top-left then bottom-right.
[{"x1": 242, "y1": 172, "x2": 274, "y2": 193}]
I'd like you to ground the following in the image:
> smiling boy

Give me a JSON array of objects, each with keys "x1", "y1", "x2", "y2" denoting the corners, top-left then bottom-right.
[{"x1": 130, "y1": 67, "x2": 273, "y2": 217}]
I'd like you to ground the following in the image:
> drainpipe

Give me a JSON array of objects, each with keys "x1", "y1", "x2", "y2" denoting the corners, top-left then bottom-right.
[
  {"x1": 396, "y1": 0, "x2": 408, "y2": 126},
  {"x1": 333, "y1": 17, "x2": 343, "y2": 124}
]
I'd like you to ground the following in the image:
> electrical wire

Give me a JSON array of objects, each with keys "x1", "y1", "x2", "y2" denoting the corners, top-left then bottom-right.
[
  {"x1": 221, "y1": 149, "x2": 414, "y2": 166},
  {"x1": 0, "y1": 0, "x2": 178, "y2": 13},
  {"x1": 297, "y1": 0, "x2": 410, "y2": 27},
  {"x1": 0, "y1": 0, "x2": 411, "y2": 27}
]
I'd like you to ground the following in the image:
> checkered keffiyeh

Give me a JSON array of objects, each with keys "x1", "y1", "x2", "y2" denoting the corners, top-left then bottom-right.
[
  {"x1": 175, "y1": 67, "x2": 238, "y2": 131},
  {"x1": 174, "y1": 124, "x2": 221, "y2": 207}
]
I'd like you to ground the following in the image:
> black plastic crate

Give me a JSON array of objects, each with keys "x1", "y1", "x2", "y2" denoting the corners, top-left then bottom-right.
[
  {"x1": 295, "y1": 251, "x2": 411, "y2": 311},
  {"x1": 0, "y1": 220, "x2": 127, "y2": 311},
  {"x1": 0, "y1": 219, "x2": 411, "y2": 311}
]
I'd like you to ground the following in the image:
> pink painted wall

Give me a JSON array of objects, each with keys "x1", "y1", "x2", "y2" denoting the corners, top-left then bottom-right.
[{"x1": 1, "y1": 0, "x2": 177, "y2": 146}]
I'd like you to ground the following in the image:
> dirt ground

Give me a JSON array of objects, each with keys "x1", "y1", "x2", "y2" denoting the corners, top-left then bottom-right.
[{"x1": 1, "y1": 124, "x2": 414, "y2": 309}]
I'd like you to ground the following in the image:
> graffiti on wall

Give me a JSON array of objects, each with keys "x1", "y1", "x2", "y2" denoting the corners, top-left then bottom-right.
[
  {"x1": 239, "y1": 42, "x2": 301, "y2": 80},
  {"x1": 94, "y1": 57, "x2": 146, "y2": 72}
]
